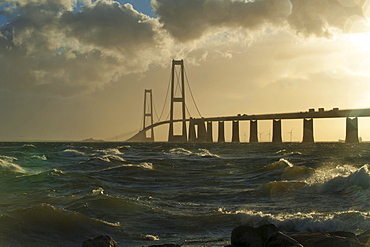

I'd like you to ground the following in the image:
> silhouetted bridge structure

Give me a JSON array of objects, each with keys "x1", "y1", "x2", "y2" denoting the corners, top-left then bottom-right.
[{"x1": 127, "y1": 60, "x2": 368, "y2": 143}]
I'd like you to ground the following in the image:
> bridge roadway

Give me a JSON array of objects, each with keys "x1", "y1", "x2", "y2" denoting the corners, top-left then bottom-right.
[
  {"x1": 141, "y1": 108, "x2": 370, "y2": 131},
  {"x1": 128, "y1": 107, "x2": 370, "y2": 143}
]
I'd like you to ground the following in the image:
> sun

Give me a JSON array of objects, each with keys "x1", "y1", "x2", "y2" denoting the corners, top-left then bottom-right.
[
  {"x1": 345, "y1": 15, "x2": 370, "y2": 50},
  {"x1": 347, "y1": 31, "x2": 370, "y2": 50}
]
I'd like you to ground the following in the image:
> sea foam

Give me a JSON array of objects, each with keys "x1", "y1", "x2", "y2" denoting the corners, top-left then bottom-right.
[
  {"x1": 234, "y1": 209, "x2": 370, "y2": 234},
  {"x1": 167, "y1": 148, "x2": 220, "y2": 158},
  {"x1": 61, "y1": 149, "x2": 86, "y2": 156},
  {"x1": 318, "y1": 165, "x2": 370, "y2": 193},
  {"x1": 306, "y1": 164, "x2": 370, "y2": 193},
  {"x1": 0, "y1": 156, "x2": 25, "y2": 173}
]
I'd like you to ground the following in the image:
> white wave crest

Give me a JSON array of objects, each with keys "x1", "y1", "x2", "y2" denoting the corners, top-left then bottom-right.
[
  {"x1": 234, "y1": 209, "x2": 370, "y2": 234},
  {"x1": 0, "y1": 157, "x2": 25, "y2": 173},
  {"x1": 0, "y1": 155, "x2": 17, "y2": 162},
  {"x1": 195, "y1": 148, "x2": 220, "y2": 158},
  {"x1": 50, "y1": 169, "x2": 64, "y2": 176},
  {"x1": 167, "y1": 148, "x2": 220, "y2": 158},
  {"x1": 117, "y1": 145, "x2": 130, "y2": 149},
  {"x1": 144, "y1": 235, "x2": 160, "y2": 241},
  {"x1": 61, "y1": 149, "x2": 85, "y2": 156},
  {"x1": 98, "y1": 162, "x2": 153, "y2": 172},
  {"x1": 265, "y1": 158, "x2": 294, "y2": 170},
  {"x1": 92, "y1": 187, "x2": 104, "y2": 195},
  {"x1": 32, "y1": 155, "x2": 47, "y2": 160},
  {"x1": 168, "y1": 148, "x2": 192, "y2": 156},
  {"x1": 304, "y1": 164, "x2": 370, "y2": 193},
  {"x1": 22, "y1": 144, "x2": 36, "y2": 148},
  {"x1": 98, "y1": 148, "x2": 123, "y2": 155},
  {"x1": 101, "y1": 155, "x2": 127, "y2": 163},
  {"x1": 317, "y1": 165, "x2": 370, "y2": 193},
  {"x1": 137, "y1": 162, "x2": 153, "y2": 170}
]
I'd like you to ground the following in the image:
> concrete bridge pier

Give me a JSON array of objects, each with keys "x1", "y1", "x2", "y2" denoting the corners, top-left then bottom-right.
[
  {"x1": 168, "y1": 125, "x2": 187, "y2": 142},
  {"x1": 198, "y1": 119, "x2": 207, "y2": 142},
  {"x1": 272, "y1": 119, "x2": 282, "y2": 142},
  {"x1": 188, "y1": 119, "x2": 196, "y2": 142},
  {"x1": 249, "y1": 120, "x2": 258, "y2": 142},
  {"x1": 232, "y1": 120, "x2": 240, "y2": 143},
  {"x1": 345, "y1": 117, "x2": 359, "y2": 143},
  {"x1": 188, "y1": 118, "x2": 207, "y2": 142},
  {"x1": 206, "y1": 121, "x2": 213, "y2": 142},
  {"x1": 302, "y1": 118, "x2": 314, "y2": 143},
  {"x1": 218, "y1": 121, "x2": 225, "y2": 143}
]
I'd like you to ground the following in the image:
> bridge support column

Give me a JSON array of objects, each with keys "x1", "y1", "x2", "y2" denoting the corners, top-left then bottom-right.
[
  {"x1": 249, "y1": 120, "x2": 258, "y2": 143},
  {"x1": 188, "y1": 119, "x2": 196, "y2": 142},
  {"x1": 345, "y1": 117, "x2": 359, "y2": 143},
  {"x1": 188, "y1": 118, "x2": 207, "y2": 142},
  {"x1": 232, "y1": 121, "x2": 240, "y2": 143},
  {"x1": 198, "y1": 119, "x2": 207, "y2": 142},
  {"x1": 302, "y1": 118, "x2": 314, "y2": 143},
  {"x1": 272, "y1": 119, "x2": 282, "y2": 142},
  {"x1": 206, "y1": 121, "x2": 213, "y2": 142},
  {"x1": 218, "y1": 121, "x2": 225, "y2": 143}
]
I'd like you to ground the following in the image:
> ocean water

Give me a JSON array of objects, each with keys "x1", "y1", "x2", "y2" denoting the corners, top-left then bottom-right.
[{"x1": 0, "y1": 142, "x2": 370, "y2": 246}]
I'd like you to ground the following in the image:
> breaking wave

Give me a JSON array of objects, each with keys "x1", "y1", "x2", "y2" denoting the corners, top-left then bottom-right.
[
  {"x1": 234, "y1": 209, "x2": 370, "y2": 235},
  {"x1": 31, "y1": 155, "x2": 47, "y2": 160},
  {"x1": 0, "y1": 156, "x2": 25, "y2": 173},
  {"x1": 307, "y1": 164, "x2": 370, "y2": 193},
  {"x1": 97, "y1": 148, "x2": 123, "y2": 155},
  {"x1": 166, "y1": 148, "x2": 220, "y2": 158},
  {"x1": 60, "y1": 149, "x2": 86, "y2": 156}
]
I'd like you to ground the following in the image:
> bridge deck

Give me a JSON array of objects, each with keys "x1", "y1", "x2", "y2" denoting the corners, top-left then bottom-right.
[{"x1": 141, "y1": 108, "x2": 370, "y2": 132}]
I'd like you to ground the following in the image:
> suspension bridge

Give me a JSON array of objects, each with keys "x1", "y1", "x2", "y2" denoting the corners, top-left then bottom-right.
[{"x1": 126, "y1": 59, "x2": 370, "y2": 143}]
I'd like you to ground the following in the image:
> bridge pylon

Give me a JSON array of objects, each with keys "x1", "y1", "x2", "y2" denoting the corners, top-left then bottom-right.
[
  {"x1": 125, "y1": 89, "x2": 155, "y2": 142},
  {"x1": 168, "y1": 59, "x2": 187, "y2": 142},
  {"x1": 143, "y1": 89, "x2": 155, "y2": 142}
]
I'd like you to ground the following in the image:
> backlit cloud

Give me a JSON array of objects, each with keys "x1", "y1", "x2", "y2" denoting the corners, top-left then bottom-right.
[
  {"x1": 0, "y1": 0, "x2": 171, "y2": 96},
  {"x1": 0, "y1": 0, "x2": 368, "y2": 97},
  {"x1": 153, "y1": 0, "x2": 367, "y2": 41}
]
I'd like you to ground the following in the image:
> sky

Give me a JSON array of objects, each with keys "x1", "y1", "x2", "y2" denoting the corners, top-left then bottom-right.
[{"x1": 1, "y1": 0, "x2": 370, "y2": 142}]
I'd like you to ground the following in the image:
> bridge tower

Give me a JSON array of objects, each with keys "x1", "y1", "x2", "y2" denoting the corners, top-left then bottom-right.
[
  {"x1": 125, "y1": 89, "x2": 155, "y2": 142},
  {"x1": 142, "y1": 89, "x2": 155, "y2": 142},
  {"x1": 168, "y1": 60, "x2": 187, "y2": 142}
]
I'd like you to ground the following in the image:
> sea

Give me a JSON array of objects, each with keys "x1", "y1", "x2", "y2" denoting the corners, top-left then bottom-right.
[{"x1": 0, "y1": 142, "x2": 370, "y2": 246}]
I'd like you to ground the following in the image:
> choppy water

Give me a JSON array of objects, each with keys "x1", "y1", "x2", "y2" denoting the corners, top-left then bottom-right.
[{"x1": 1, "y1": 142, "x2": 370, "y2": 246}]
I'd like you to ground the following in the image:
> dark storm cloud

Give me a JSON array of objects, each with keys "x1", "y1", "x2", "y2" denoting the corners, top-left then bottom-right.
[
  {"x1": 60, "y1": 2, "x2": 158, "y2": 51},
  {"x1": 0, "y1": 0, "x2": 165, "y2": 96},
  {"x1": 152, "y1": 0, "x2": 366, "y2": 41}
]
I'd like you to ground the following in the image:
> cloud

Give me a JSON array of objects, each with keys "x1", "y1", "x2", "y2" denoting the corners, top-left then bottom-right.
[
  {"x1": 0, "y1": 0, "x2": 173, "y2": 96},
  {"x1": 60, "y1": 2, "x2": 159, "y2": 51},
  {"x1": 0, "y1": 0, "x2": 368, "y2": 97},
  {"x1": 153, "y1": 0, "x2": 367, "y2": 41}
]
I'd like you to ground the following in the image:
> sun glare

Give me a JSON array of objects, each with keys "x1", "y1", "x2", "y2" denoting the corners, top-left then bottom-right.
[
  {"x1": 347, "y1": 31, "x2": 370, "y2": 50},
  {"x1": 345, "y1": 13, "x2": 370, "y2": 50}
]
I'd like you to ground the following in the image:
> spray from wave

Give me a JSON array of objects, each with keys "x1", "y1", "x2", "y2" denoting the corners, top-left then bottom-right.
[{"x1": 0, "y1": 156, "x2": 25, "y2": 173}]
